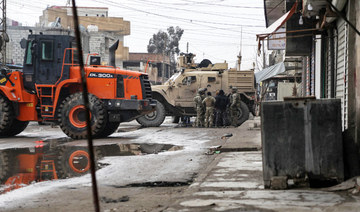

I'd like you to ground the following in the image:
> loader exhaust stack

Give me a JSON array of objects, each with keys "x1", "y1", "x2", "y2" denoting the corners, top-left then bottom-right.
[{"x1": 109, "y1": 40, "x2": 119, "y2": 67}]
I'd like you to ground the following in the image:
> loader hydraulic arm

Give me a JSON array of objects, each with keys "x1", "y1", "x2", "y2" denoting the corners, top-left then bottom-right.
[{"x1": 0, "y1": 69, "x2": 14, "y2": 86}]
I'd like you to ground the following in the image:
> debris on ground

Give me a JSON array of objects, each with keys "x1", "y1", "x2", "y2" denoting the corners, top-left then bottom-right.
[
  {"x1": 248, "y1": 122, "x2": 261, "y2": 130},
  {"x1": 221, "y1": 133, "x2": 233, "y2": 139},
  {"x1": 323, "y1": 176, "x2": 360, "y2": 193},
  {"x1": 205, "y1": 145, "x2": 222, "y2": 155},
  {"x1": 101, "y1": 196, "x2": 130, "y2": 203}
]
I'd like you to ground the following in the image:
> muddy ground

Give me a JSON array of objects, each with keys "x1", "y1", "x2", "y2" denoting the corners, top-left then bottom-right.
[{"x1": 0, "y1": 118, "x2": 244, "y2": 212}]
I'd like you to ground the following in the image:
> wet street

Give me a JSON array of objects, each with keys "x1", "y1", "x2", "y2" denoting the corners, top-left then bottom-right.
[
  {"x1": 1, "y1": 117, "x2": 359, "y2": 212},
  {"x1": 0, "y1": 117, "x2": 236, "y2": 211}
]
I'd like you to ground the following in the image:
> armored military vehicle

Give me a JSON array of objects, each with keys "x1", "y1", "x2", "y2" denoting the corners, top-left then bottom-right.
[{"x1": 136, "y1": 53, "x2": 256, "y2": 127}]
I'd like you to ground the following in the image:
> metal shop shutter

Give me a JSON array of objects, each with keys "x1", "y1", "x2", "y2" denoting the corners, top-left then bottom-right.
[{"x1": 336, "y1": 19, "x2": 348, "y2": 130}]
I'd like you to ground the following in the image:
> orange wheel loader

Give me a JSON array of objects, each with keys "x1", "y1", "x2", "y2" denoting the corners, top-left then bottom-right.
[{"x1": 0, "y1": 33, "x2": 156, "y2": 139}]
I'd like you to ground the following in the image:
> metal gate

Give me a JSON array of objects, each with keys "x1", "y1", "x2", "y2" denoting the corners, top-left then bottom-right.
[{"x1": 336, "y1": 19, "x2": 349, "y2": 130}]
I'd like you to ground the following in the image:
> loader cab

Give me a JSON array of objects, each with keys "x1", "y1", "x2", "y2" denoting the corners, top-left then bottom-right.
[{"x1": 22, "y1": 34, "x2": 75, "y2": 92}]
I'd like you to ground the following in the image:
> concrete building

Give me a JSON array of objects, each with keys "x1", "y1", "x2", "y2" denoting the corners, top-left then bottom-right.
[
  {"x1": 123, "y1": 53, "x2": 171, "y2": 85},
  {"x1": 38, "y1": 6, "x2": 130, "y2": 66},
  {"x1": 260, "y1": 0, "x2": 360, "y2": 179},
  {"x1": 5, "y1": 6, "x2": 130, "y2": 67}
]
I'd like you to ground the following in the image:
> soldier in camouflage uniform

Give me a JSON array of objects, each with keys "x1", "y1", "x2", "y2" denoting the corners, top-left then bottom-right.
[
  {"x1": 202, "y1": 91, "x2": 216, "y2": 127},
  {"x1": 229, "y1": 87, "x2": 241, "y2": 127},
  {"x1": 193, "y1": 88, "x2": 206, "y2": 127}
]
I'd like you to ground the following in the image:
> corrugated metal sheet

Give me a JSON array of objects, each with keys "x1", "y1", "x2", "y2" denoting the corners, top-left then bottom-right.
[
  {"x1": 326, "y1": 33, "x2": 333, "y2": 98},
  {"x1": 336, "y1": 19, "x2": 348, "y2": 130}
]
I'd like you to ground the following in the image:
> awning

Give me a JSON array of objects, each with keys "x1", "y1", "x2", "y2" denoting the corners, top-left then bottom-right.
[
  {"x1": 255, "y1": 62, "x2": 286, "y2": 83},
  {"x1": 256, "y1": 1, "x2": 298, "y2": 41},
  {"x1": 256, "y1": 1, "x2": 298, "y2": 53}
]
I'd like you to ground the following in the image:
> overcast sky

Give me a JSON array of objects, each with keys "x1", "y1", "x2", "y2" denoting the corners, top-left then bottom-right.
[{"x1": 7, "y1": 0, "x2": 267, "y2": 70}]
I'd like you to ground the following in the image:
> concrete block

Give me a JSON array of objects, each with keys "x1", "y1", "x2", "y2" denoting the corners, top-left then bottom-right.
[
  {"x1": 356, "y1": 177, "x2": 360, "y2": 190},
  {"x1": 262, "y1": 99, "x2": 344, "y2": 188},
  {"x1": 270, "y1": 176, "x2": 288, "y2": 190}
]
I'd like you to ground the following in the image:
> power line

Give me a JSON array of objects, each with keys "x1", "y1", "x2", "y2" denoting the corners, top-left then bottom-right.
[
  {"x1": 179, "y1": 0, "x2": 263, "y2": 9},
  {"x1": 148, "y1": 0, "x2": 263, "y2": 9},
  {"x1": 9, "y1": 0, "x2": 265, "y2": 35},
  {"x1": 128, "y1": 19, "x2": 258, "y2": 39},
  {"x1": 90, "y1": 0, "x2": 265, "y2": 29},
  {"x1": 127, "y1": 15, "x2": 264, "y2": 36},
  {"x1": 130, "y1": 0, "x2": 265, "y2": 21}
]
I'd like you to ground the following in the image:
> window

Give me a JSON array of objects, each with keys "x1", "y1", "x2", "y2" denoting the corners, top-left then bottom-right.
[
  {"x1": 208, "y1": 77, "x2": 216, "y2": 82},
  {"x1": 71, "y1": 49, "x2": 80, "y2": 65},
  {"x1": 41, "y1": 41, "x2": 54, "y2": 61},
  {"x1": 117, "y1": 75, "x2": 124, "y2": 98},
  {"x1": 25, "y1": 41, "x2": 32, "y2": 65},
  {"x1": 189, "y1": 76, "x2": 196, "y2": 83},
  {"x1": 182, "y1": 76, "x2": 196, "y2": 85}
]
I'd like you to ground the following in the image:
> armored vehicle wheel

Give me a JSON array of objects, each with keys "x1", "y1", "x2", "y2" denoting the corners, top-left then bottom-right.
[
  {"x1": 136, "y1": 101, "x2": 166, "y2": 127},
  {"x1": 58, "y1": 93, "x2": 108, "y2": 139},
  {"x1": 56, "y1": 147, "x2": 103, "y2": 178},
  {"x1": 237, "y1": 101, "x2": 250, "y2": 126},
  {"x1": 0, "y1": 95, "x2": 28, "y2": 137}
]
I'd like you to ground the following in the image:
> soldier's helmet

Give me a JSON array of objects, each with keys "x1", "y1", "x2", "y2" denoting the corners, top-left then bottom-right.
[
  {"x1": 198, "y1": 88, "x2": 205, "y2": 94},
  {"x1": 231, "y1": 87, "x2": 238, "y2": 93}
]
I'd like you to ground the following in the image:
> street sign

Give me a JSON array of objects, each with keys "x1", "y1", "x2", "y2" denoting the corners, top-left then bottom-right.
[{"x1": 268, "y1": 28, "x2": 286, "y2": 50}]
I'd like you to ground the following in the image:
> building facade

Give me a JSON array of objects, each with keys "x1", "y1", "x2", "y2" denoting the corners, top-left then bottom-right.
[
  {"x1": 262, "y1": 0, "x2": 360, "y2": 178},
  {"x1": 123, "y1": 53, "x2": 171, "y2": 85},
  {"x1": 4, "y1": 6, "x2": 130, "y2": 67}
]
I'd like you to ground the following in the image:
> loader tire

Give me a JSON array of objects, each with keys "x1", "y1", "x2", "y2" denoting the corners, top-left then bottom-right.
[
  {"x1": 0, "y1": 96, "x2": 28, "y2": 137},
  {"x1": 6, "y1": 120, "x2": 29, "y2": 136},
  {"x1": 58, "y1": 93, "x2": 107, "y2": 139},
  {"x1": 0, "y1": 96, "x2": 14, "y2": 136},
  {"x1": 95, "y1": 121, "x2": 120, "y2": 138},
  {"x1": 0, "y1": 150, "x2": 12, "y2": 183},
  {"x1": 136, "y1": 101, "x2": 166, "y2": 127},
  {"x1": 56, "y1": 147, "x2": 102, "y2": 179},
  {"x1": 237, "y1": 101, "x2": 250, "y2": 126}
]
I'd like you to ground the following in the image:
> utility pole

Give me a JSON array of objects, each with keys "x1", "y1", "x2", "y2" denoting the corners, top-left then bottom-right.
[
  {"x1": 162, "y1": 40, "x2": 166, "y2": 84},
  {"x1": 262, "y1": 39, "x2": 266, "y2": 69},
  {"x1": 186, "y1": 42, "x2": 189, "y2": 53},
  {"x1": 0, "y1": 0, "x2": 6, "y2": 67},
  {"x1": 237, "y1": 27, "x2": 242, "y2": 71}
]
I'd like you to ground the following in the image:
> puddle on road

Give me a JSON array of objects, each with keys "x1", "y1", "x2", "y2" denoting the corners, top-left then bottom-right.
[{"x1": 0, "y1": 138, "x2": 182, "y2": 194}]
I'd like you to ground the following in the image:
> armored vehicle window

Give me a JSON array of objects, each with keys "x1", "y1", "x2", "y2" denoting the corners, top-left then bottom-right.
[
  {"x1": 208, "y1": 77, "x2": 216, "y2": 82},
  {"x1": 182, "y1": 76, "x2": 196, "y2": 85},
  {"x1": 41, "y1": 40, "x2": 54, "y2": 61},
  {"x1": 25, "y1": 41, "x2": 32, "y2": 65},
  {"x1": 165, "y1": 72, "x2": 181, "y2": 85}
]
